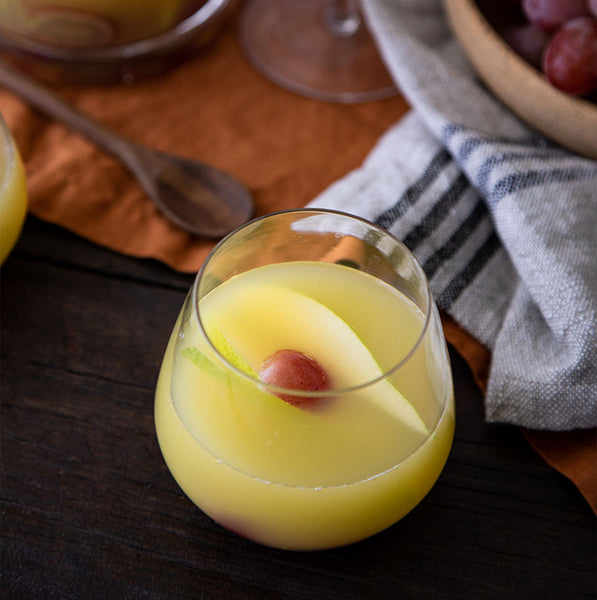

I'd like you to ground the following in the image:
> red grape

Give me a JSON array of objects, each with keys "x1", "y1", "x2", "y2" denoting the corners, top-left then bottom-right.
[
  {"x1": 522, "y1": 0, "x2": 589, "y2": 31},
  {"x1": 258, "y1": 349, "x2": 331, "y2": 408},
  {"x1": 589, "y1": 0, "x2": 597, "y2": 18},
  {"x1": 542, "y1": 16, "x2": 597, "y2": 95},
  {"x1": 503, "y1": 22, "x2": 550, "y2": 68}
]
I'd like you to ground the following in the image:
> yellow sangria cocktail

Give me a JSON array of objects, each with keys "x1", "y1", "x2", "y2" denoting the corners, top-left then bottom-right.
[
  {"x1": 155, "y1": 209, "x2": 455, "y2": 550},
  {"x1": 0, "y1": 114, "x2": 27, "y2": 265}
]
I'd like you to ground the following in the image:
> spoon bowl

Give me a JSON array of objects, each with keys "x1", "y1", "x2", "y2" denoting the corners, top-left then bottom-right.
[{"x1": 0, "y1": 60, "x2": 254, "y2": 237}]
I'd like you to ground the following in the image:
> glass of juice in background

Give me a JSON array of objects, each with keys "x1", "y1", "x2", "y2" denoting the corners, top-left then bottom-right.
[
  {"x1": 0, "y1": 113, "x2": 27, "y2": 265},
  {"x1": 155, "y1": 209, "x2": 455, "y2": 550}
]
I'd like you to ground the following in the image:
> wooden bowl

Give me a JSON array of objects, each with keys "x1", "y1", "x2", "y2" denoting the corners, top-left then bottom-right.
[{"x1": 443, "y1": 0, "x2": 597, "y2": 159}]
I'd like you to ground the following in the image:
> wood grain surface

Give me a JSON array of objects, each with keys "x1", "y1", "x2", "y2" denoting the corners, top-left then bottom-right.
[{"x1": 1, "y1": 217, "x2": 595, "y2": 600}]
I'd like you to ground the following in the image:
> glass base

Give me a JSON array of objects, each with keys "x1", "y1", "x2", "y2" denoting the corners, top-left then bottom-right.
[{"x1": 238, "y1": 0, "x2": 397, "y2": 103}]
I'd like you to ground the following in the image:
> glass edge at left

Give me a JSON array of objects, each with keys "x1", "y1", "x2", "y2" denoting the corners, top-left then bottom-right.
[{"x1": 0, "y1": 111, "x2": 28, "y2": 265}]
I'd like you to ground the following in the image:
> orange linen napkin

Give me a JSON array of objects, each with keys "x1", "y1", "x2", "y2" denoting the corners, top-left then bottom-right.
[{"x1": 1, "y1": 16, "x2": 594, "y2": 514}]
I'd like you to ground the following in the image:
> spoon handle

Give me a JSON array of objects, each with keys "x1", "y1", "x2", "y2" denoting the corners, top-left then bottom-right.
[
  {"x1": 0, "y1": 61, "x2": 144, "y2": 171},
  {"x1": 0, "y1": 59, "x2": 254, "y2": 238}
]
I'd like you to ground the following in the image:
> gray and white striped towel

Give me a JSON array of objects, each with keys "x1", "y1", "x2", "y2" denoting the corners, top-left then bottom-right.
[{"x1": 308, "y1": 0, "x2": 597, "y2": 430}]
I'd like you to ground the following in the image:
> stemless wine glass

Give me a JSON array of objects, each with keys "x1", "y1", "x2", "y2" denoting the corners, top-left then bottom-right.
[
  {"x1": 238, "y1": 0, "x2": 396, "y2": 103},
  {"x1": 0, "y1": 113, "x2": 27, "y2": 265},
  {"x1": 154, "y1": 209, "x2": 455, "y2": 550}
]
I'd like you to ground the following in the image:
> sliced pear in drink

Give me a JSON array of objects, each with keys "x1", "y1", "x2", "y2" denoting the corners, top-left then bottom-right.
[
  {"x1": 208, "y1": 326, "x2": 256, "y2": 378},
  {"x1": 203, "y1": 283, "x2": 429, "y2": 437}
]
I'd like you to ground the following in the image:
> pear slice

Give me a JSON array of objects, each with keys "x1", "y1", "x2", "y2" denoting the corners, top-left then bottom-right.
[
  {"x1": 203, "y1": 284, "x2": 429, "y2": 436},
  {"x1": 208, "y1": 326, "x2": 256, "y2": 378}
]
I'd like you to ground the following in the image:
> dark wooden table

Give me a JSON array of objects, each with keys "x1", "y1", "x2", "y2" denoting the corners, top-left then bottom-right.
[{"x1": 2, "y1": 216, "x2": 595, "y2": 600}]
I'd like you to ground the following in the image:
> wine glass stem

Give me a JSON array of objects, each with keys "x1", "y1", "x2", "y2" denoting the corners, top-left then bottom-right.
[{"x1": 325, "y1": 0, "x2": 361, "y2": 37}]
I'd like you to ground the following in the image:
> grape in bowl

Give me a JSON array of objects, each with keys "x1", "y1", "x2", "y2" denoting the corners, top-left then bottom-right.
[{"x1": 443, "y1": 0, "x2": 597, "y2": 159}]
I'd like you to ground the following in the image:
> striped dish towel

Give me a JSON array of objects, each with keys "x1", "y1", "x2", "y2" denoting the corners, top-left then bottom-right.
[{"x1": 309, "y1": 0, "x2": 597, "y2": 430}]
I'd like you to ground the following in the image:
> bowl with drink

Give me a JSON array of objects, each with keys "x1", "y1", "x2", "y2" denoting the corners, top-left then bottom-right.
[{"x1": 0, "y1": 0, "x2": 237, "y2": 84}]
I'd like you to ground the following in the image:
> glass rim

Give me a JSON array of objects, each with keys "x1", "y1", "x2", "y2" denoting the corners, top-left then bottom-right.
[{"x1": 191, "y1": 208, "x2": 434, "y2": 398}]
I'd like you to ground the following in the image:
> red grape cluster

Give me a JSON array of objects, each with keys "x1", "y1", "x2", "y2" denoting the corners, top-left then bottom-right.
[{"x1": 479, "y1": 0, "x2": 597, "y2": 97}]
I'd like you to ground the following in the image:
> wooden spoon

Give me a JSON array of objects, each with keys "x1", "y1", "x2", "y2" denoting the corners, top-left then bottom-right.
[{"x1": 0, "y1": 61, "x2": 254, "y2": 238}]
